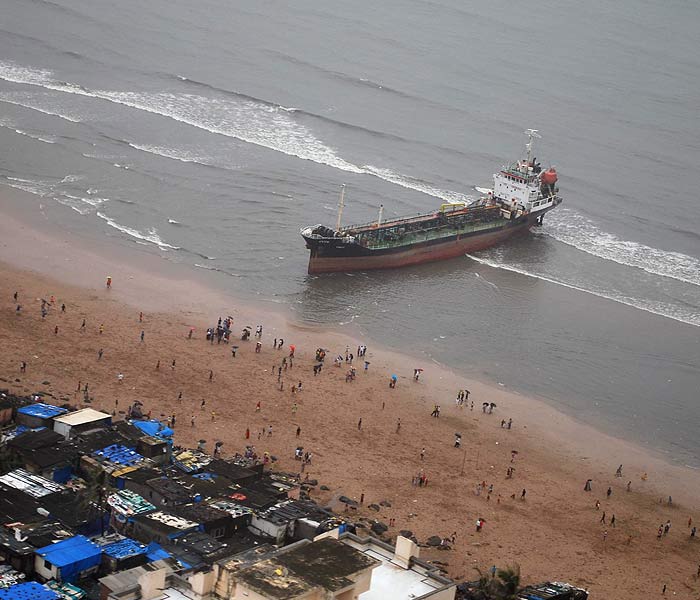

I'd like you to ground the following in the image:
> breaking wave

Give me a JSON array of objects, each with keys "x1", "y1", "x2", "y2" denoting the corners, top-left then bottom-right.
[
  {"x1": 545, "y1": 208, "x2": 700, "y2": 287},
  {"x1": 467, "y1": 254, "x2": 700, "y2": 328},
  {"x1": 96, "y1": 212, "x2": 180, "y2": 251},
  {"x1": 0, "y1": 60, "x2": 470, "y2": 202}
]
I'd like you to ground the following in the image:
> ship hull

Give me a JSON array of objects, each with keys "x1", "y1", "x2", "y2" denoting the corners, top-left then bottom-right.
[{"x1": 306, "y1": 213, "x2": 540, "y2": 274}]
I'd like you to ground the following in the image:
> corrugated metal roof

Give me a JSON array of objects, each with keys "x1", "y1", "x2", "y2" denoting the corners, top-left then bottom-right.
[
  {"x1": 53, "y1": 408, "x2": 111, "y2": 427},
  {"x1": 0, "y1": 469, "x2": 65, "y2": 498},
  {"x1": 17, "y1": 403, "x2": 68, "y2": 419}
]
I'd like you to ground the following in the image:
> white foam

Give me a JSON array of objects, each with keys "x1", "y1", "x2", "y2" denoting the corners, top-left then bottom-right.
[
  {"x1": 0, "y1": 60, "x2": 470, "y2": 203},
  {"x1": 545, "y1": 208, "x2": 700, "y2": 287},
  {"x1": 13, "y1": 128, "x2": 55, "y2": 143},
  {"x1": 0, "y1": 93, "x2": 83, "y2": 123},
  {"x1": 467, "y1": 253, "x2": 700, "y2": 328},
  {"x1": 96, "y1": 212, "x2": 180, "y2": 251},
  {"x1": 3, "y1": 176, "x2": 53, "y2": 197}
]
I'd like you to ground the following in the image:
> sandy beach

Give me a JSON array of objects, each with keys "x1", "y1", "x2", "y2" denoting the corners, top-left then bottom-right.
[{"x1": 2, "y1": 193, "x2": 700, "y2": 599}]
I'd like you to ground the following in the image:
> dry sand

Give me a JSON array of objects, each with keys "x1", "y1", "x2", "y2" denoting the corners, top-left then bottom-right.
[{"x1": 2, "y1": 196, "x2": 700, "y2": 598}]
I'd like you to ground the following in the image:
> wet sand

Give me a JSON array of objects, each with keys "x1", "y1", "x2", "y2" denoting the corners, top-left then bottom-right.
[{"x1": 2, "y1": 193, "x2": 700, "y2": 598}]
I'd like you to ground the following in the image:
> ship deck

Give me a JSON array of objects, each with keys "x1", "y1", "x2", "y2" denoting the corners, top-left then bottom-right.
[{"x1": 361, "y1": 214, "x2": 510, "y2": 250}]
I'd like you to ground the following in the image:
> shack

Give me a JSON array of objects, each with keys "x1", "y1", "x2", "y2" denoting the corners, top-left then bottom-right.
[
  {"x1": 34, "y1": 535, "x2": 102, "y2": 583},
  {"x1": 53, "y1": 409, "x2": 111, "y2": 439},
  {"x1": 16, "y1": 403, "x2": 68, "y2": 429}
]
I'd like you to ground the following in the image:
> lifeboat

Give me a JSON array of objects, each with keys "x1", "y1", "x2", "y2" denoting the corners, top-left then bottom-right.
[{"x1": 540, "y1": 168, "x2": 558, "y2": 185}]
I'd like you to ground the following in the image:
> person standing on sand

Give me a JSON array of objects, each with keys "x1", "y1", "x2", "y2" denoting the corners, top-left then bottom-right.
[
  {"x1": 171, "y1": 415, "x2": 176, "y2": 427},
  {"x1": 603, "y1": 529, "x2": 607, "y2": 542},
  {"x1": 520, "y1": 489, "x2": 526, "y2": 500},
  {"x1": 191, "y1": 415, "x2": 195, "y2": 427},
  {"x1": 209, "y1": 370, "x2": 214, "y2": 382},
  {"x1": 20, "y1": 361, "x2": 26, "y2": 373},
  {"x1": 396, "y1": 418, "x2": 401, "y2": 433},
  {"x1": 61, "y1": 303, "x2": 65, "y2": 313},
  {"x1": 296, "y1": 426, "x2": 301, "y2": 437},
  {"x1": 54, "y1": 325, "x2": 58, "y2": 335},
  {"x1": 171, "y1": 359, "x2": 176, "y2": 370},
  {"x1": 420, "y1": 447, "x2": 425, "y2": 461},
  {"x1": 600, "y1": 511, "x2": 606, "y2": 524},
  {"x1": 627, "y1": 481, "x2": 631, "y2": 492},
  {"x1": 607, "y1": 486, "x2": 612, "y2": 498},
  {"x1": 98, "y1": 349, "x2": 103, "y2": 361},
  {"x1": 201, "y1": 399, "x2": 206, "y2": 410},
  {"x1": 611, "y1": 514, "x2": 616, "y2": 527},
  {"x1": 357, "y1": 418, "x2": 362, "y2": 431},
  {"x1": 140, "y1": 330, "x2": 145, "y2": 342},
  {"x1": 156, "y1": 360, "x2": 160, "y2": 370}
]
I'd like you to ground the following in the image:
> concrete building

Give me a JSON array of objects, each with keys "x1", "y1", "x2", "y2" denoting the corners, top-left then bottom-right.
[
  {"x1": 53, "y1": 408, "x2": 111, "y2": 439},
  {"x1": 230, "y1": 536, "x2": 379, "y2": 600}
]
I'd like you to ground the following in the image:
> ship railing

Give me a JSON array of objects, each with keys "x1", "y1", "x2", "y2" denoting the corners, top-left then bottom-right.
[{"x1": 339, "y1": 212, "x2": 432, "y2": 233}]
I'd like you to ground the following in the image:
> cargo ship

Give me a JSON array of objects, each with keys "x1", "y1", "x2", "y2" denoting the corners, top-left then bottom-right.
[{"x1": 301, "y1": 130, "x2": 561, "y2": 274}]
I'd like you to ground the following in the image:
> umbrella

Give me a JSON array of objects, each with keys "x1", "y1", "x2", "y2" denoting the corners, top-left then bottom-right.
[
  {"x1": 339, "y1": 496, "x2": 359, "y2": 507},
  {"x1": 416, "y1": 368, "x2": 424, "y2": 372},
  {"x1": 198, "y1": 439, "x2": 207, "y2": 444},
  {"x1": 490, "y1": 402, "x2": 497, "y2": 408},
  {"x1": 290, "y1": 344, "x2": 296, "y2": 351},
  {"x1": 511, "y1": 450, "x2": 519, "y2": 455},
  {"x1": 391, "y1": 374, "x2": 398, "y2": 381},
  {"x1": 243, "y1": 325, "x2": 252, "y2": 330}
]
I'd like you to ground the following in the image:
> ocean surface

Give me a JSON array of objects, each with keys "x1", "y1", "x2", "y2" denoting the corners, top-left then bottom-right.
[{"x1": 1, "y1": 1, "x2": 698, "y2": 464}]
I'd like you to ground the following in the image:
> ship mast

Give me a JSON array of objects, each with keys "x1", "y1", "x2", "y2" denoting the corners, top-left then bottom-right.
[
  {"x1": 335, "y1": 184, "x2": 346, "y2": 232},
  {"x1": 524, "y1": 128, "x2": 541, "y2": 165}
]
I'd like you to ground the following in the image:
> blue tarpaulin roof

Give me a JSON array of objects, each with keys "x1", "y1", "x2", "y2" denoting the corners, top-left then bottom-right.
[
  {"x1": 92, "y1": 444, "x2": 143, "y2": 466},
  {"x1": 101, "y1": 538, "x2": 146, "y2": 560},
  {"x1": 0, "y1": 582, "x2": 59, "y2": 600},
  {"x1": 35, "y1": 535, "x2": 102, "y2": 582},
  {"x1": 17, "y1": 404, "x2": 68, "y2": 419},
  {"x1": 132, "y1": 420, "x2": 174, "y2": 439},
  {"x1": 145, "y1": 541, "x2": 170, "y2": 562}
]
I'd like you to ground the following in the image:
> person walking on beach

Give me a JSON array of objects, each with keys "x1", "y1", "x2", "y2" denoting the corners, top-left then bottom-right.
[
  {"x1": 296, "y1": 426, "x2": 301, "y2": 437},
  {"x1": 603, "y1": 529, "x2": 607, "y2": 542},
  {"x1": 521, "y1": 489, "x2": 526, "y2": 500},
  {"x1": 357, "y1": 418, "x2": 362, "y2": 431},
  {"x1": 616, "y1": 464, "x2": 623, "y2": 477},
  {"x1": 420, "y1": 447, "x2": 425, "y2": 461},
  {"x1": 607, "y1": 486, "x2": 612, "y2": 499},
  {"x1": 396, "y1": 418, "x2": 401, "y2": 433},
  {"x1": 507, "y1": 418, "x2": 512, "y2": 429},
  {"x1": 61, "y1": 303, "x2": 65, "y2": 313},
  {"x1": 81, "y1": 318, "x2": 86, "y2": 331},
  {"x1": 171, "y1": 359, "x2": 176, "y2": 370},
  {"x1": 20, "y1": 361, "x2": 26, "y2": 373},
  {"x1": 201, "y1": 399, "x2": 206, "y2": 410},
  {"x1": 191, "y1": 415, "x2": 195, "y2": 427},
  {"x1": 54, "y1": 325, "x2": 59, "y2": 335},
  {"x1": 209, "y1": 370, "x2": 214, "y2": 382},
  {"x1": 600, "y1": 511, "x2": 606, "y2": 524},
  {"x1": 611, "y1": 514, "x2": 616, "y2": 527},
  {"x1": 98, "y1": 348, "x2": 103, "y2": 361},
  {"x1": 140, "y1": 330, "x2": 145, "y2": 342}
]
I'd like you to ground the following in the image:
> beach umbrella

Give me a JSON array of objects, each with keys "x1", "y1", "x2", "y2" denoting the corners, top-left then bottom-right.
[
  {"x1": 290, "y1": 344, "x2": 296, "y2": 351},
  {"x1": 490, "y1": 402, "x2": 497, "y2": 408},
  {"x1": 416, "y1": 368, "x2": 424, "y2": 372},
  {"x1": 511, "y1": 450, "x2": 519, "y2": 455},
  {"x1": 243, "y1": 325, "x2": 252, "y2": 330},
  {"x1": 198, "y1": 439, "x2": 207, "y2": 444},
  {"x1": 339, "y1": 496, "x2": 359, "y2": 507},
  {"x1": 391, "y1": 374, "x2": 398, "y2": 381}
]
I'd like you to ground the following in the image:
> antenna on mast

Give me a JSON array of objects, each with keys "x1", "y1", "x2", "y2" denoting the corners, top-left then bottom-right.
[
  {"x1": 524, "y1": 128, "x2": 541, "y2": 165},
  {"x1": 335, "y1": 184, "x2": 346, "y2": 231}
]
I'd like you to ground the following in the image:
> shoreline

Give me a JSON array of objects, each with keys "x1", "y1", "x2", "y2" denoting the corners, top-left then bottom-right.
[
  {"x1": 1, "y1": 186, "x2": 697, "y2": 493},
  {"x1": 4, "y1": 190, "x2": 700, "y2": 596}
]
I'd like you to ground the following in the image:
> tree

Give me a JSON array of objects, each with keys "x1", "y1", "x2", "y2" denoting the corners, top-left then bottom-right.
[
  {"x1": 492, "y1": 565, "x2": 521, "y2": 600},
  {"x1": 469, "y1": 564, "x2": 522, "y2": 600}
]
